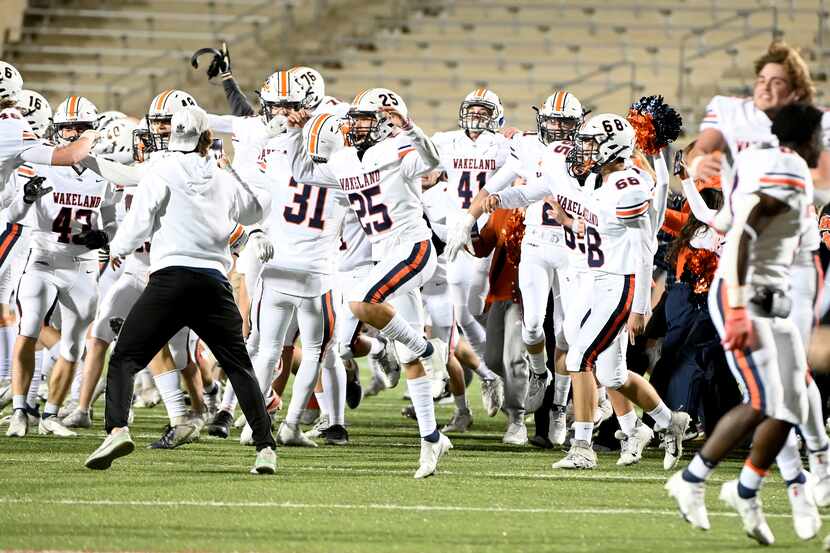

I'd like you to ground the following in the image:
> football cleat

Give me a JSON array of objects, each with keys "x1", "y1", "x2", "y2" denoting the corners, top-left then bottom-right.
[
  {"x1": 551, "y1": 439, "x2": 597, "y2": 470},
  {"x1": 148, "y1": 414, "x2": 201, "y2": 449},
  {"x1": 787, "y1": 479, "x2": 821, "y2": 540},
  {"x1": 719, "y1": 480, "x2": 774, "y2": 545},
  {"x1": 85, "y1": 430, "x2": 135, "y2": 470},
  {"x1": 548, "y1": 406, "x2": 568, "y2": 445},
  {"x1": 60, "y1": 408, "x2": 92, "y2": 429},
  {"x1": 38, "y1": 416, "x2": 77, "y2": 437},
  {"x1": 304, "y1": 414, "x2": 331, "y2": 439},
  {"x1": 441, "y1": 408, "x2": 473, "y2": 433},
  {"x1": 322, "y1": 424, "x2": 349, "y2": 446},
  {"x1": 414, "y1": 433, "x2": 452, "y2": 479},
  {"x1": 250, "y1": 446, "x2": 277, "y2": 475},
  {"x1": 277, "y1": 422, "x2": 318, "y2": 447},
  {"x1": 808, "y1": 448, "x2": 830, "y2": 508},
  {"x1": 0, "y1": 380, "x2": 12, "y2": 411},
  {"x1": 502, "y1": 420, "x2": 528, "y2": 446},
  {"x1": 362, "y1": 374, "x2": 388, "y2": 398},
  {"x1": 368, "y1": 336, "x2": 400, "y2": 388},
  {"x1": 594, "y1": 397, "x2": 613, "y2": 426},
  {"x1": 5, "y1": 409, "x2": 27, "y2": 437},
  {"x1": 665, "y1": 471, "x2": 710, "y2": 530},
  {"x1": 57, "y1": 400, "x2": 79, "y2": 419},
  {"x1": 616, "y1": 421, "x2": 654, "y2": 466},
  {"x1": 480, "y1": 376, "x2": 504, "y2": 417},
  {"x1": 662, "y1": 411, "x2": 691, "y2": 470},
  {"x1": 207, "y1": 409, "x2": 234, "y2": 439},
  {"x1": 525, "y1": 370, "x2": 551, "y2": 413}
]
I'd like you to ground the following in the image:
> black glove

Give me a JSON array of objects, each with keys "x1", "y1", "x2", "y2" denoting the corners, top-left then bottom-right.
[
  {"x1": 75, "y1": 229, "x2": 109, "y2": 250},
  {"x1": 191, "y1": 42, "x2": 231, "y2": 81},
  {"x1": 23, "y1": 176, "x2": 52, "y2": 204}
]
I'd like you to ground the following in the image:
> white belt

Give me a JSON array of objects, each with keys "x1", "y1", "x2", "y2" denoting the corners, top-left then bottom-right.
[{"x1": 524, "y1": 225, "x2": 565, "y2": 246}]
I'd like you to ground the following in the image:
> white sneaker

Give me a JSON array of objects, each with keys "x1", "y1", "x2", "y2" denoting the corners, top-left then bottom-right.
[
  {"x1": 0, "y1": 380, "x2": 12, "y2": 411},
  {"x1": 6, "y1": 409, "x2": 27, "y2": 437},
  {"x1": 787, "y1": 480, "x2": 821, "y2": 540},
  {"x1": 277, "y1": 422, "x2": 318, "y2": 447},
  {"x1": 250, "y1": 446, "x2": 277, "y2": 475},
  {"x1": 665, "y1": 471, "x2": 710, "y2": 530},
  {"x1": 234, "y1": 413, "x2": 247, "y2": 429},
  {"x1": 503, "y1": 421, "x2": 528, "y2": 446},
  {"x1": 304, "y1": 414, "x2": 331, "y2": 439},
  {"x1": 414, "y1": 432, "x2": 452, "y2": 479},
  {"x1": 480, "y1": 376, "x2": 504, "y2": 417},
  {"x1": 239, "y1": 423, "x2": 254, "y2": 446},
  {"x1": 594, "y1": 397, "x2": 613, "y2": 426},
  {"x1": 809, "y1": 449, "x2": 830, "y2": 508},
  {"x1": 551, "y1": 439, "x2": 597, "y2": 470},
  {"x1": 57, "y1": 400, "x2": 78, "y2": 419},
  {"x1": 719, "y1": 480, "x2": 775, "y2": 545},
  {"x1": 525, "y1": 370, "x2": 550, "y2": 413},
  {"x1": 61, "y1": 408, "x2": 92, "y2": 429},
  {"x1": 441, "y1": 408, "x2": 472, "y2": 433},
  {"x1": 548, "y1": 406, "x2": 567, "y2": 445},
  {"x1": 38, "y1": 415, "x2": 77, "y2": 437},
  {"x1": 616, "y1": 422, "x2": 654, "y2": 466},
  {"x1": 662, "y1": 411, "x2": 691, "y2": 470}
]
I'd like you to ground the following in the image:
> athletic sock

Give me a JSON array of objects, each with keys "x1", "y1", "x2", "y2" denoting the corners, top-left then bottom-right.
[
  {"x1": 12, "y1": 394, "x2": 25, "y2": 411},
  {"x1": 153, "y1": 370, "x2": 186, "y2": 424},
  {"x1": 284, "y1": 359, "x2": 318, "y2": 426},
  {"x1": 786, "y1": 471, "x2": 807, "y2": 488},
  {"x1": 70, "y1": 362, "x2": 83, "y2": 402},
  {"x1": 527, "y1": 349, "x2": 546, "y2": 375},
  {"x1": 776, "y1": 430, "x2": 804, "y2": 483},
  {"x1": 453, "y1": 393, "x2": 468, "y2": 412},
  {"x1": 738, "y1": 460, "x2": 766, "y2": 498},
  {"x1": 379, "y1": 314, "x2": 428, "y2": 358},
  {"x1": 574, "y1": 421, "x2": 594, "y2": 443},
  {"x1": 683, "y1": 453, "x2": 717, "y2": 483},
  {"x1": 553, "y1": 373, "x2": 571, "y2": 407},
  {"x1": 322, "y1": 356, "x2": 346, "y2": 426},
  {"x1": 26, "y1": 360, "x2": 42, "y2": 409},
  {"x1": 220, "y1": 380, "x2": 238, "y2": 413},
  {"x1": 803, "y1": 378, "x2": 830, "y2": 451},
  {"x1": 647, "y1": 401, "x2": 672, "y2": 431},
  {"x1": 617, "y1": 409, "x2": 638, "y2": 436},
  {"x1": 596, "y1": 386, "x2": 607, "y2": 403},
  {"x1": 314, "y1": 390, "x2": 330, "y2": 418},
  {"x1": 43, "y1": 402, "x2": 59, "y2": 418},
  {"x1": 407, "y1": 376, "x2": 437, "y2": 441}
]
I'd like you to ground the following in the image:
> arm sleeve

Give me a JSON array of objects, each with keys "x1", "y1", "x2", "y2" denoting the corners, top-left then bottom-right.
[
  {"x1": 5, "y1": 191, "x2": 32, "y2": 224},
  {"x1": 228, "y1": 166, "x2": 271, "y2": 225},
  {"x1": 483, "y1": 164, "x2": 520, "y2": 194},
  {"x1": 286, "y1": 128, "x2": 338, "y2": 188},
  {"x1": 496, "y1": 180, "x2": 549, "y2": 209},
  {"x1": 99, "y1": 182, "x2": 118, "y2": 240},
  {"x1": 650, "y1": 155, "x2": 670, "y2": 238},
  {"x1": 206, "y1": 113, "x2": 236, "y2": 135},
  {"x1": 80, "y1": 156, "x2": 145, "y2": 187},
  {"x1": 681, "y1": 177, "x2": 718, "y2": 227},
  {"x1": 110, "y1": 176, "x2": 165, "y2": 258},
  {"x1": 19, "y1": 143, "x2": 56, "y2": 165},
  {"x1": 400, "y1": 124, "x2": 440, "y2": 179},
  {"x1": 222, "y1": 75, "x2": 257, "y2": 117}
]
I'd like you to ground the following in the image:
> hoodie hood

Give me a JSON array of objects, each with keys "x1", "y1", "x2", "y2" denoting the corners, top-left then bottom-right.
[{"x1": 168, "y1": 152, "x2": 214, "y2": 194}]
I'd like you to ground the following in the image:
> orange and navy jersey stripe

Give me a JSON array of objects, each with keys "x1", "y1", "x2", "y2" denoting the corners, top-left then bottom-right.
[
  {"x1": 363, "y1": 240, "x2": 432, "y2": 304},
  {"x1": 616, "y1": 199, "x2": 650, "y2": 220},
  {"x1": 580, "y1": 274, "x2": 635, "y2": 371},
  {"x1": 0, "y1": 223, "x2": 22, "y2": 269},
  {"x1": 16, "y1": 164, "x2": 36, "y2": 178},
  {"x1": 759, "y1": 171, "x2": 807, "y2": 192},
  {"x1": 398, "y1": 143, "x2": 416, "y2": 159},
  {"x1": 714, "y1": 280, "x2": 766, "y2": 412},
  {"x1": 307, "y1": 113, "x2": 335, "y2": 157},
  {"x1": 701, "y1": 109, "x2": 718, "y2": 126},
  {"x1": 319, "y1": 290, "x2": 336, "y2": 361}
]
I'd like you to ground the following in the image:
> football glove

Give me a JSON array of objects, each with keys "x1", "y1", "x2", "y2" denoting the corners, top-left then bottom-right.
[
  {"x1": 75, "y1": 229, "x2": 109, "y2": 250},
  {"x1": 445, "y1": 213, "x2": 475, "y2": 262},
  {"x1": 248, "y1": 231, "x2": 274, "y2": 263},
  {"x1": 22, "y1": 176, "x2": 52, "y2": 204},
  {"x1": 191, "y1": 42, "x2": 231, "y2": 81},
  {"x1": 265, "y1": 114, "x2": 288, "y2": 138}
]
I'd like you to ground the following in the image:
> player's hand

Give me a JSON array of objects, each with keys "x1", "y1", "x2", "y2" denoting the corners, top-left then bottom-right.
[
  {"x1": 483, "y1": 195, "x2": 501, "y2": 213},
  {"x1": 722, "y1": 306, "x2": 754, "y2": 351},
  {"x1": 502, "y1": 126, "x2": 521, "y2": 140},
  {"x1": 218, "y1": 154, "x2": 231, "y2": 169},
  {"x1": 285, "y1": 110, "x2": 311, "y2": 129},
  {"x1": 22, "y1": 176, "x2": 52, "y2": 204},
  {"x1": 627, "y1": 313, "x2": 646, "y2": 345},
  {"x1": 249, "y1": 232, "x2": 274, "y2": 262},
  {"x1": 446, "y1": 213, "x2": 476, "y2": 262},
  {"x1": 208, "y1": 42, "x2": 231, "y2": 79},
  {"x1": 80, "y1": 129, "x2": 100, "y2": 144},
  {"x1": 265, "y1": 114, "x2": 288, "y2": 137},
  {"x1": 689, "y1": 152, "x2": 721, "y2": 181},
  {"x1": 75, "y1": 229, "x2": 109, "y2": 250},
  {"x1": 110, "y1": 256, "x2": 123, "y2": 269},
  {"x1": 379, "y1": 107, "x2": 411, "y2": 130}
]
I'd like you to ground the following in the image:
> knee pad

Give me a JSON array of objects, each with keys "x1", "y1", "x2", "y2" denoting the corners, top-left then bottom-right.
[{"x1": 521, "y1": 323, "x2": 545, "y2": 347}]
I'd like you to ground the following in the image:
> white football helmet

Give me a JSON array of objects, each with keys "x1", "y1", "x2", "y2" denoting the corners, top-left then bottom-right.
[
  {"x1": 16, "y1": 89, "x2": 52, "y2": 137},
  {"x1": 259, "y1": 66, "x2": 325, "y2": 120},
  {"x1": 95, "y1": 119, "x2": 138, "y2": 164},
  {"x1": 458, "y1": 88, "x2": 504, "y2": 132},
  {"x1": 132, "y1": 118, "x2": 153, "y2": 163},
  {"x1": 567, "y1": 113, "x2": 634, "y2": 177},
  {"x1": 0, "y1": 61, "x2": 23, "y2": 102},
  {"x1": 52, "y1": 96, "x2": 98, "y2": 144},
  {"x1": 303, "y1": 112, "x2": 345, "y2": 163},
  {"x1": 146, "y1": 89, "x2": 198, "y2": 150},
  {"x1": 97, "y1": 110, "x2": 127, "y2": 131},
  {"x1": 346, "y1": 88, "x2": 408, "y2": 149},
  {"x1": 535, "y1": 90, "x2": 584, "y2": 145}
]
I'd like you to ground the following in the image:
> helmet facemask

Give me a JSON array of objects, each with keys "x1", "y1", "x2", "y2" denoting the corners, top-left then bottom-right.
[
  {"x1": 133, "y1": 128, "x2": 155, "y2": 162},
  {"x1": 459, "y1": 101, "x2": 497, "y2": 132},
  {"x1": 146, "y1": 115, "x2": 172, "y2": 151},
  {"x1": 346, "y1": 110, "x2": 389, "y2": 150},
  {"x1": 537, "y1": 113, "x2": 580, "y2": 145},
  {"x1": 52, "y1": 121, "x2": 95, "y2": 145}
]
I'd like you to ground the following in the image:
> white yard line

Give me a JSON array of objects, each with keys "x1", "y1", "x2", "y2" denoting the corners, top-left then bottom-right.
[{"x1": 0, "y1": 496, "x2": 809, "y2": 519}]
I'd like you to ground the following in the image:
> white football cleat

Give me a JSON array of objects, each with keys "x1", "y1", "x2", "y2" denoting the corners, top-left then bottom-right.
[
  {"x1": 414, "y1": 432, "x2": 452, "y2": 479},
  {"x1": 662, "y1": 411, "x2": 691, "y2": 470},
  {"x1": 277, "y1": 422, "x2": 318, "y2": 447},
  {"x1": 61, "y1": 408, "x2": 92, "y2": 429},
  {"x1": 239, "y1": 423, "x2": 255, "y2": 446},
  {"x1": 6, "y1": 409, "x2": 27, "y2": 437},
  {"x1": 548, "y1": 406, "x2": 568, "y2": 445},
  {"x1": 38, "y1": 416, "x2": 77, "y2": 437},
  {"x1": 502, "y1": 420, "x2": 528, "y2": 446},
  {"x1": 441, "y1": 408, "x2": 472, "y2": 433},
  {"x1": 57, "y1": 400, "x2": 78, "y2": 419},
  {"x1": 304, "y1": 414, "x2": 330, "y2": 439},
  {"x1": 665, "y1": 471, "x2": 710, "y2": 530},
  {"x1": 787, "y1": 480, "x2": 821, "y2": 540},
  {"x1": 616, "y1": 421, "x2": 654, "y2": 466},
  {"x1": 551, "y1": 439, "x2": 597, "y2": 470},
  {"x1": 480, "y1": 376, "x2": 504, "y2": 418},
  {"x1": 719, "y1": 480, "x2": 774, "y2": 546},
  {"x1": 525, "y1": 370, "x2": 551, "y2": 413},
  {"x1": 809, "y1": 449, "x2": 830, "y2": 508}
]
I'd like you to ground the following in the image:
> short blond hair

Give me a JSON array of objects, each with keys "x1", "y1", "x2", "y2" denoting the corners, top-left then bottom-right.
[{"x1": 754, "y1": 40, "x2": 816, "y2": 104}]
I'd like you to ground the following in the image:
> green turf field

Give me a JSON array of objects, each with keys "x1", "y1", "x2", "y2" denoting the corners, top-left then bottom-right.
[{"x1": 0, "y1": 377, "x2": 826, "y2": 553}]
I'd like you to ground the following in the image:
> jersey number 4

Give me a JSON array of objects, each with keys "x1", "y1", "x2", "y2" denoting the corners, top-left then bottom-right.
[
  {"x1": 348, "y1": 185, "x2": 392, "y2": 235},
  {"x1": 52, "y1": 207, "x2": 92, "y2": 244},
  {"x1": 283, "y1": 178, "x2": 327, "y2": 230},
  {"x1": 458, "y1": 171, "x2": 486, "y2": 209}
]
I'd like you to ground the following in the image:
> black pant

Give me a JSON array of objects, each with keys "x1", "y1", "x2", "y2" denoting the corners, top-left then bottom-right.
[{"x1": 104, "y1": 266, "x2": 276, "y2": 451}]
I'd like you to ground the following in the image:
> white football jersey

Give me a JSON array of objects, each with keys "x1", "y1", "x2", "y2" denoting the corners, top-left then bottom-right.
[
  {"x1": 728, "y1": 144, "x2": 814, "y2": 289},
  {"x1": 432, "y1": 130, "x2": 510, "y2": 222},
  {"x1": 14, "y1": 164, "x2": 117, "y2": 259},
  {"x1": 119, "y1": 188, "x2": 151, "y2": 271},
  {"x1": 582, "y1": 165, "x2": 655, "y2": 275},
  {"x1": 794, "y1": 204, "x2": 820, "y2": 268},
  {"x1": 0, "y1": 108, "x2": 40, "y2": 190},
  {"x1": 337, "y1": 209, "x2": 372, "y2": 272}
]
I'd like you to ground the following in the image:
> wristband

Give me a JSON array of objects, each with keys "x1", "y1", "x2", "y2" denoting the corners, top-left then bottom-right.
[{"x1": 726, "y1": 285, "x2": 749, "y2": 309}]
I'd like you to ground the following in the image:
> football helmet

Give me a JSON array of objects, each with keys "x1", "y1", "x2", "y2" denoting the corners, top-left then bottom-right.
[
  {"x1": 259, "y1": 66, "x2": 325, "y2": 121},
  {"x1": 458, "y1": 88, "x2": 504, "y2": 132},
  {"x1": 96, "y1": 119, "x2": 138, "y2": 164},
  {"x1": 97, "y1": 110, "x2": 127, "y2": 131},
  {"x1": 132, "y1": 119, "x2": 154, "y2": 163},
  {"x1": 346, "y1": 88, "x2": 408, "y2": 150},
  {"x1": 567, "y1": 113, "x2": 634, "y2": 177},
  {"x1": 52, "y1": 96, "x2": 98, "y2": 144},
  {"x1": 303, "y1": 112, "x2": 345, "y2": 163},
  {"x1": 146, "y1": 89, "x2": 198, "y2": 150},
  {"x1": 16, "y1": 89, "x2": 52, "y2": 137},
  {"x1": 535, "y1": 90, "x2": 583, "y2": 145},
  {"x1": 0, "y1": 61, "x2": 23, "y2": 102}
]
